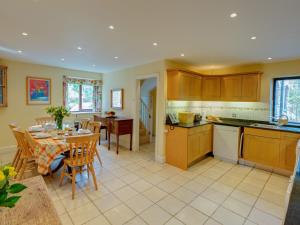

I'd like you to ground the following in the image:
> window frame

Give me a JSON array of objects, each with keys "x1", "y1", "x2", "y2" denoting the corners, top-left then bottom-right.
[{"x1": 272, "y1": 76, "x2": 300, "y2": 125}]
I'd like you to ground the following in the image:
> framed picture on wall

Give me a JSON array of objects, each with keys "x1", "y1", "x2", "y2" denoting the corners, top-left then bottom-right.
[
  {"x1": 111, "y1": 88, "x2": 123, "y2": 109},
  {"x1": 26, "y1": 76, "x2": 51, "y2": 105}
]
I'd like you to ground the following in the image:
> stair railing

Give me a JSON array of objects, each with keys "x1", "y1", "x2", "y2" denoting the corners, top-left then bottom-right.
[{"x1": 140, "y1": 98, "x2": 153, "y2": 141}]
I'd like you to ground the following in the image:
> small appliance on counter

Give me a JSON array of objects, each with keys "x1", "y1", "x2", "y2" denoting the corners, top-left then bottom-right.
[
  {"x1": 194, "y1": 113, "x2": 202, "y2": 122},
  {"x1": 178, "y1": 112, "x2": 195, "y2": 124},
  {"x1": 166, "y1": 113, "x2": 179, "y2": 125}
]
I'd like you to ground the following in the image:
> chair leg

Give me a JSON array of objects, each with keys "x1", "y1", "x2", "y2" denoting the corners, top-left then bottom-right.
[
  {"x1": 59, "y1": 164, "x2": 66, "y2": 186},
  {"x1": 72, "y1": 168, "x2": 76, "y2": 200},
  {"x1": 89, "y1": 163, "x2": 98, "y2": 191},
  {"x1": 12, "y1": 149, "x2": 21, "y2": 167},
  {"x1": 15, "y1": 156, "x2": 23, "y2": 173},
  {"x1": 95, "y1": 149, "x2": 103, "y2": 167},
  {"x1": 17, "y1": 159, "x2": 27, "y2": 181},
  {"x1": 87, "y1": 164, "x2": 90, "y2": 178}
]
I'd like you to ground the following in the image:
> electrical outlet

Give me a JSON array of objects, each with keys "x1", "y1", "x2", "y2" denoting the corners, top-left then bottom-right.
[{"x1": 232, "y1": 113, "x2": 237, "y2": 118}]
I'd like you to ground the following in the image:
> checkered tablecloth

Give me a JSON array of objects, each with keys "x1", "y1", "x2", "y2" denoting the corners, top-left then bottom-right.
[{"x1": 32, "y1": 137, "x2": 67, "y2": 174}]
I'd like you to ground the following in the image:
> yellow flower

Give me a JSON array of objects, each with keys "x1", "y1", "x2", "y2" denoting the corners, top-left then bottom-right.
[
  {"x1": 4, "y1": 166, "x2": 17, "y2": 177},
  {"x1": 0, "y1": 170, "x2": 5, "y2": 181}
]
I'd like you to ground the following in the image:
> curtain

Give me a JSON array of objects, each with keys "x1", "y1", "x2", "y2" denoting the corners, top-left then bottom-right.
[{"x1": 63, "y1": 76, "x2": 103, "y2": 112}]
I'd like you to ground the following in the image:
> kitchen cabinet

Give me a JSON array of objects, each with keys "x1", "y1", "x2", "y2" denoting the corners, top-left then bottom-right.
[
  {"x1": 166, "y1": 124, "x2": 213, "y2": 170},
  {"x1": 241, "y1": 74, "x2": 261, "y2": 101},
  {"x1": 243, "y1": 128, "x2": 298, "y2": 171},
  {"x1": 202, "y1": 77, "x2": 221, "y2": 100},
  {"x1": 0, "y1": 66, "x2": 7, "y2": 107},
  {"x1": 167, "y1": 70, "x2": 202, "y2": 100},
  {"x1": 221, "y1": 75, "x2": 242, "y2": 101}
]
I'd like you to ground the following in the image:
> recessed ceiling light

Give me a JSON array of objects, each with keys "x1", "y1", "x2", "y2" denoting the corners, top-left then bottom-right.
[
  {"x1": 268, "y1": 57, "x2": 273, "y2": 60},
  {"x1": 230, "y1": 13, "x2": 238, "y2": 18},
  {"x1": 180, "y1": 53, "x2": 185, "y2": 57},
  {"x1": 251, "y1": 36, "x2": 257, "y2": 40},
  {"x1": 61, "y1": 58, "x2": 65, "y2": 61},
  {"x1": 153, "y1": 42, "x2": 158, "y2": 46},
  {"x1": 22, "y1": 32, "x2": 29, "y2": 36},
  {"x1": 114, "y1": 56, "x2": 119, "y2": 59},
  {"x1": 77, "y1": 46, "x2": 82, "y2": 50},
  {"x1": 17, "y1": 50, "x2": 22, "y2": 54},
  {"x1": 108, "y1": 25, "x2": 115, "y2": 30}
]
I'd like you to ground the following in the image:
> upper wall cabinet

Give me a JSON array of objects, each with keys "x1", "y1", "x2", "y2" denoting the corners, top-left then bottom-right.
[
  {"x1": 202, "y1": 77, "x2": 221, "y2": 101},
  {"x1": 241, "y1": 73, "x2": 261, "y2": 101},
  {"x1": 0, "y1": 66, "x2": 7, "y2": 107},
  {"x1": 167, "y1": 70, "x2": 202, "y2": 101}
]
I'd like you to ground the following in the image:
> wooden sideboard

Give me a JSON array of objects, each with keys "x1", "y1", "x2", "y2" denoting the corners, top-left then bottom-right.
[{"x1": 94, "y1": 115, "x2": 133, "y2": 154}]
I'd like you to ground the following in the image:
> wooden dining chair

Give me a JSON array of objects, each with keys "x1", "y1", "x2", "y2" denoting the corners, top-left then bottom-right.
[
  {"x1": 59, "y1": 134, "x2": 100, "y2": 199},
  {"x1": 35, "y1": 117, "x2": 55, "y2": 125},
  {"x1": 80, "y1": 118, "x2": 90, "y2": 129},
  {"x1": 8, "y1": 123, "x2": 21, "y2": 168},
  {"x1": 12, "y1": 129, "x2": 36, "y2": 180},
  {"x1": 87, "y1": 121, "x2": 102, "y2": 166}
]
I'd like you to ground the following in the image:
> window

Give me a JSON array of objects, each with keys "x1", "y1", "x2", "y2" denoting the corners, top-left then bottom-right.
[
  {"x1": 63, "y1": 76, "x2": 102, "y2": 112},
  {"x1": 273, "y1": 76, "x2": 300, "y2": 124}
]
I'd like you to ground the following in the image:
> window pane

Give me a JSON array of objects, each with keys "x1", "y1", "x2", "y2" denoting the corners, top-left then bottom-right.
[
  {"x1": 67, "y1": 83, "x2": 80, "y2": 111},
  {"x1": 82, "y1": 85, "x2": 94, "y2": 110},
  {"x1": 274, "y1": 78, "x2": 300, "y2": 123}
]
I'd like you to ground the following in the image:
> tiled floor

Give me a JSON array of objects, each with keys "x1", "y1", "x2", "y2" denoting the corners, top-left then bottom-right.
[{"x1": 44, "y1": 142, "x2": 289, "y2": 225}]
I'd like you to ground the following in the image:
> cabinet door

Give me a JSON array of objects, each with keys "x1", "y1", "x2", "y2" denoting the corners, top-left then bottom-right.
[
  {"x1": 189, "y1": 74, "x2": 202, "y2": 100},
  {"x1": 244, "y1": 135, "x2": 280, "y2": 167},
  {"x1": 202, "y1": 77, "x2": 221, "y2": 100},
  {"x1": 241, "y1": 74, "x2": 261, "y2": 101},
  {"x1": 188, "y1": 133, "x2": 200, "y2": 164},
  {"x1": 280, "y1": 136, "x2": 298, "y2": 171},
  {"x1": 221, "y1": 76, "x2": 242, "y2": 101},
  {"x1": 167, "y1": 71, "x2": 181, "y2": 100},
  {"x1": 0, "y1": 66, "x2": 7, "y2": 107},
  {"x1": 199, "y1": 129, "x2": 212, "y2": 155}
]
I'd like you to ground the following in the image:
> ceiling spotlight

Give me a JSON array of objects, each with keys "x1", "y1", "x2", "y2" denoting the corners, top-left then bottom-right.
[
  {"x1": 153, "y1": 42, "x2": 158, "y2": 46},
  {"x1": 22, "y1": 32, "x2": 29, "y2": 36},
  {"x1": 61, "y1": 58, "x2": 65, "y2": 61},
  {"x1": 180, "y1": 53, "x2": 185, "y2": 57},
  {"x1": 17, "y1": 50, "x2": 23, "y2": 54},
  {"x1": 114, "y1": 56, "x2": 119, "y2": 59},
  {"x1": 251, "y1": 36, "x2": 257, "y2": 40},
  {"x1": 77, "y1": 46, "x2": 82, "y2": 50},
  {"x1": 268, "y1": 57, "x2": 273, "y2": 60},
  {"x1": 109, "y1": 25, "x2": 115, "y2": 30},
  {"x1": 230, "y1": 13, "x2": 238, "y2": 18}
]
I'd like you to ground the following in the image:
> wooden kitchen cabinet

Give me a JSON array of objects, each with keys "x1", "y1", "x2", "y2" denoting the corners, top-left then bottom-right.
[
  {"x1": 202, "y1": 77, "x2": 221, "y2": 100},
  {"x1": 221, "y1": 75, "x2": 242, "y2": 101},
  {"x1": 241, "y1": 73, "x2": 261, "y2": 101},
  {"x1": 0, "y1": 66, "x2": 7, "y2": 107},
  {"x1": 167, "y1": 70, "x2": 202, "y2": 100},
  {"x1": 166, "y1": 124, "x2": 213, "y2": 170},
  {"x1": 243, "y1": 127, "x2": 298, "y2": 172}
]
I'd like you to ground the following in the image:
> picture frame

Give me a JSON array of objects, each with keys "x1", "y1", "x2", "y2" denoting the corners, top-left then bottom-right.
[
  {"x1": 26, "y1": 76, "x2": 51, "y2": 105},
  {"x1": 111, "y1": 88, "x2": 123, "y2": 109}
]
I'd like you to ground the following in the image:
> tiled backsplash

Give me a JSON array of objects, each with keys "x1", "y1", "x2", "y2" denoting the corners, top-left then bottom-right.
[{"x1": 166, "y1": 101, "x2": 271, "y2": 121}]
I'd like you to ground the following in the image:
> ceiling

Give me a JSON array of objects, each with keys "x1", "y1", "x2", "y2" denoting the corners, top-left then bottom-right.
[{"x1": 0, "y1": 0, "x2": 300, "y2": 73}]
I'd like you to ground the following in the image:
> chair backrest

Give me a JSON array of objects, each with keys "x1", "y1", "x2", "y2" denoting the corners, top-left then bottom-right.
[
  {"x1": 24, "y1": 131, "x2": 38, "y2": 154},
  {"x1": 35, "y1": 117, "x2": 55, "y2": 125},
  {"x1": 12, "y1": 129, "x2": 32, "y2": 158},
  {"x1": 8, "y1": 123, "x2": 18, "y2": 130},
  {"x1": 80, "y1": 118, "x2": 90, "y2": 129},
  {"x1": 88, "y1": 121, "x2": 101, "y2": 133},
  {"x1": 66, "y1": 133, "x2": 100, "y2": 165}
]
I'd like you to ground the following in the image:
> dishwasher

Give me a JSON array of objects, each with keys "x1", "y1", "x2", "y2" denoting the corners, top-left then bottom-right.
[{"x1": 213, "y1": 124, "x2": 242, "y2": 163}]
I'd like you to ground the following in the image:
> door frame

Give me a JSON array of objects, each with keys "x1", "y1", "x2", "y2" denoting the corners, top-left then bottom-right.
[{"x1": 134, "y1": 73, "x2": 159, "y2": 155}]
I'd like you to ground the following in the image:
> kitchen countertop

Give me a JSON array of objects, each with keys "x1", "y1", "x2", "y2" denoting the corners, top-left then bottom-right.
[{"x1": 167, "y1": 118, "x2": 300, "y2": 133}]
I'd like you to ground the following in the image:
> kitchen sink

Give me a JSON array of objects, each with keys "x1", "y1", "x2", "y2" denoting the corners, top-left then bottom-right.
[{"x1": 250, "y1": 123, "x2": 280, "y2": 129}]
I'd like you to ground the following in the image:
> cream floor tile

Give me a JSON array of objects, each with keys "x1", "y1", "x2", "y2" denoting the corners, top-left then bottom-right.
[
  {"x1": 190, "y1": 195, "x2": 218, "y2": 216},
  {"x1": 183, "y1": 180, "x2": 208, "y2": 194},
  {"x1": 172, "y1": 187, "x2": 198, "y2": 204},
  {"x1": 125, "y1": 194, "x2": 153, "y2": 214},
  {"x1": 157, "y1": 180, "x2": 180, "y2": 193},
  {"x1": 212, "y1": 207, "x2": 245, "y2": 225},
  {"x1": 84, "y1": 185, "x2": 110, "y2": 200},
  {"x1": 237, "y1": 182, "x2": 263, "y2": 196},
  {"x1": 61, "y1": 192, "x2": 91, "y2": 212},
  {"x1": 104, "y1": 204, "x2": 135, "y2": 225},
  {"x1": 157, "y1": 195, "x2": 185, "y2": 215},
  {"x1": 68, "y1": 203, "x2": 100, "y2": 225},
  {"x1": 140, "y1": 205, "x2": 172, "y2": 225},
  {"x1": 165, "y1": 217, "x2": 185, "y2": 225},
  {"x1": 222, "y1": 197, "x2": 252, "y2": 217},
  {"x1": 169, "y1": 174, "x2": 191, "y2": 185},
  {"x1": 215, "y1": 161, "x2": 235, "y2": 170},
  {"x1": 142, "y1": 186, "x2": 168, "y2": 202},
  {"x1": 124, "y1": 216, "x2": 148, "y2": 225},
  {"x1": 259, "y1": 189, "x2": 286, "y2": 206},
  {"x1": 176, "y1": 206, "x2": 208, "y2": 225},
  {"x1": 59, "y1": 213, "x2": 73, "y2": 225},
  {"x1": 103, "y1": 178, "x2": 126, "y2": 192},
  {"x1": 248, "y1": 208, "x2": 282, "y2": 225},
  {"x1": 53, "y1": 199, "x2": 67, "y2": 216},
  {"x1": 84, "y1": 214, "x2": 110, "y2": 225},
  {"x1": 194, "y1": 175, "x2": 215, "y2": 186},
  {"x1": 179, "y1": 170, "x2": 199, "y2": 179},
  {"x1": 201, "y1": 188, "x2": 228, "y2": 204},
  {"x1": 202, "y1": 168, "x2": 225, "y2": 180},
  {"x1": 230, "y1": 189, "x2": 257, "y2": 206},
  {"x1": 119, "y1": 173, "x2": 140, "y2": 184},
  {"x1": 144, "y1": 173, "x2": 166, "y2": 185},
  {"x1": 114, "y1": 186, "x2": 138, "y2": 201},
  {"x1": 211, "y1": 182, "x2": 234, "y2": 195},
  {"x1": 244, "y1": 220, "x2": 258, "y2": 225},
  {"x1": 93, "y1": 193, "x2": 121, "y2": 212},
  {"x1": 255, "y1": 198, "x2": 285, "y2": 219},
  {"x1": 218, "y1": 175, "x2": 242, "y2": 187},
  {"x1": 204, "y1": 218, "x2": 222, "y2": 225},
  {"x1": 130, "y1": 179, "x2": 153, "y2": 192}
]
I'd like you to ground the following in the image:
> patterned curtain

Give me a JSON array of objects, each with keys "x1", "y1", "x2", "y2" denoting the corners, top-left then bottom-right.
[{"x1": 63, "y1": 76, "x2": 103, "y2": 112}]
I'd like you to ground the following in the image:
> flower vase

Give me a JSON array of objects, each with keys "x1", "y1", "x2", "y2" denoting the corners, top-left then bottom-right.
[{"x1": 56, "y1": 117, "x2": 63, "y2": 130}]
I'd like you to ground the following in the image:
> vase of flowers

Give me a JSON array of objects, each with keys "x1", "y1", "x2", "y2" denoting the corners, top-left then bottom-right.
[
  {"x1": 0, "y1": 166, "x2": 27, "y2": 208},
  {"x1": 46, "y1": 106, "x2": 70, "y2": 130}
]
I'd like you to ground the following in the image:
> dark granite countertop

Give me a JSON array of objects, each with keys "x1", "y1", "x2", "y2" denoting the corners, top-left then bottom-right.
[{"x1": 167, "y1": 118, "x2": 300, "y2": 134}]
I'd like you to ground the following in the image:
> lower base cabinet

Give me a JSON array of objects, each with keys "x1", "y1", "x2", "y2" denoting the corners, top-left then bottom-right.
[
  {"x1": 243, "y1": 128, "x2": 299, "y2": 172},
  {"x1": 166, "y1": 124, "x2": 212, "y2": 170}
]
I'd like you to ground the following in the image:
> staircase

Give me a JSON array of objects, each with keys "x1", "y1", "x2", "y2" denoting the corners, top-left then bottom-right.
[{"x1": 139, "y1": 98, "x2": 152, "y2": 145}]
